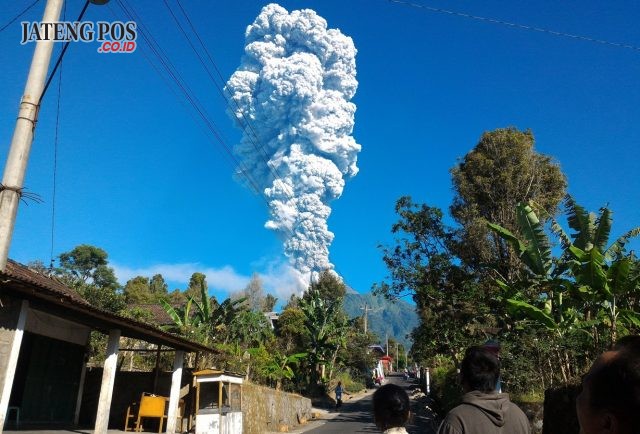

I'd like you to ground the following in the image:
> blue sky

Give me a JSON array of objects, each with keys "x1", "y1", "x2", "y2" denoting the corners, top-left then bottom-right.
[{"x1": 1, "y1": 0, "x2": 639, "y2": 303}]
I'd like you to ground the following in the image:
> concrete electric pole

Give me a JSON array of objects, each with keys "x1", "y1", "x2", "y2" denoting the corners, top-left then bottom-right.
[
  {"x1": 0, "y1": 0, "x2": 64, "y2": 271},
  {"x1": 360, "y1": 303, "x2": 370, "y2": 333}
]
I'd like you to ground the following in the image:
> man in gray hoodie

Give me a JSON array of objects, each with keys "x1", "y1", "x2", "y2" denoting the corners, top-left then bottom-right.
[{"x1": 437, "y1": 346, "x2": 530, "y2": 434}]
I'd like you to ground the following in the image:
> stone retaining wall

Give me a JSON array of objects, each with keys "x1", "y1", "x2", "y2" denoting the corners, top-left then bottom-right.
[
  {"x1": 242, "y1": 383, "x2": 312, "y2": 434},
  {"x1": 80, "y1": 369, "x2": 311, "y2": 433}
]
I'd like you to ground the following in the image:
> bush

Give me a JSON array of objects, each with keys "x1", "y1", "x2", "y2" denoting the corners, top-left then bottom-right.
[
  {"x1": 333, "y1": 370, "x2": 365, "y2": 394},
  {"x1": 430, "y1": 363, "x2": 463, "y2": 416}
]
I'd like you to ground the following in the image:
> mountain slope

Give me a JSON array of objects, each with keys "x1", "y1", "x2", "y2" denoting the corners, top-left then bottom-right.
[{"x1": 343, "y1": 291, "x2": 418, "y2": 350}]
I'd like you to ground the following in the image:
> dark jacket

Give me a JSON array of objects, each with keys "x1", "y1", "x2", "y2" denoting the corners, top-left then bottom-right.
[{"x1": 437, "y1": 391, "x2": 530, "y2": 434}]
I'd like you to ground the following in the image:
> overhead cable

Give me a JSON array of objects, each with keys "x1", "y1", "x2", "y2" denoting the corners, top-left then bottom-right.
[
  {"x1": 387, "y1": 0, "x2": 640, "y2": 53},
  {"x1": 0, "y1": 0, "x2": 41, "y2": 34},
  {"x1": 115, "y1": 0, "x2": 265, "y2": 197}
]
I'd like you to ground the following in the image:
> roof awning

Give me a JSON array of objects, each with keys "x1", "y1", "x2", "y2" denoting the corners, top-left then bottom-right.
[{"x1": 1, "y1": 260, "x2": 213, "y2": 353}]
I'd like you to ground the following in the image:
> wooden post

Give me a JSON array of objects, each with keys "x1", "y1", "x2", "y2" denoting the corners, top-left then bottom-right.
[
  {"x1": 94, "y1": 329, "x2": 120, "y2": 434},
  {"x1": 165, "y1": 350, "x2": 184, "y2": 433},
  {"x1": 153, "y1": 345, "x2": 162, "y2": 394},
  {"x1": 0, "y1": 300, "x2": 28, "y2": 431}
]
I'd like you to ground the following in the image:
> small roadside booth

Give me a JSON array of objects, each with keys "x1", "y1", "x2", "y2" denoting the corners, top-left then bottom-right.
[{"x1": 192, "y1": 370, "x2": 243, "y2": 434}]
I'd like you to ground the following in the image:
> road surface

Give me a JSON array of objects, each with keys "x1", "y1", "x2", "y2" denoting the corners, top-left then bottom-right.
[{"x1": 305, "y1": 374, "x2": 437, "y2": 434}]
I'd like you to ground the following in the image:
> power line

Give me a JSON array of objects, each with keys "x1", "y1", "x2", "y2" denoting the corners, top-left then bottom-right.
[
  {"x1": 165, "y1": 0, "x2": 292, "y2": 196},
  {"x1": 105, "y1": 3, "x2": 241, "y2": 177},
  {"x1": 166, "y1": 2, "x2": 352, "y2": 281},
  {"x1": 115, "y1": 1, "x2": 347, "y2": 281},
  {"x1": 386, "y1": 0, "x2": 640, "y2": 53},
  {"x1": 49, "y1": 1, "x2": 66, "y2": 268},
  {"x1": 0, "y1": 0, "x2": 40, "y2": 34},
  {"x1": 153, "y1": 1, "x2": 303, "y2": 227},
  {"x1": 40, "y1": 0, "x2": 91, "y2": 105},
  {"x1": 115, "y1": 0, "x2": 265, "y2": 197}
]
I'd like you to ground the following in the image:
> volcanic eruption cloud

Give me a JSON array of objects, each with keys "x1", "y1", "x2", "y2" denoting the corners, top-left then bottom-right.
[{"x1": 225, "y1": 4, "x2": 361, "y2": 287}]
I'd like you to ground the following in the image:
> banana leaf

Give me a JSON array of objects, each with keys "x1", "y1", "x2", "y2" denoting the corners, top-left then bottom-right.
[{"x1": 506, "y1": 298, "x2": 557, "y2": 330}]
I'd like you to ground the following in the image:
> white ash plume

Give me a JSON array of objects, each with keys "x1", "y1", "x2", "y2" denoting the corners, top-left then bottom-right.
[{"x1": 226, "y1": 4, "x2": 360, "y2": 286}]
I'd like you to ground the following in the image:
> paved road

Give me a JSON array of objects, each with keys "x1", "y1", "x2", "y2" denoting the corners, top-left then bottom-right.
[{"x1": 305, "y1": 374, "x2": 437, "y2": 434}]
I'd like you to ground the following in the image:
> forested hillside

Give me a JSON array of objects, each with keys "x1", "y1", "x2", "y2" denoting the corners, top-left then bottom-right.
[{"x1": 343, "y1": 290, "x2": 417, "y2": 350}]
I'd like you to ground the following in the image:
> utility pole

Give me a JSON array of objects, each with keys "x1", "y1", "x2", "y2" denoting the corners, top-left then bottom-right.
[
  {"x1": 396, "y1": 343, "x2": 399, "y2": 369},
  {"x1": 360, "y1": 303, "x2": 369, "y2": 333},
  {"x1": 360, "y1": 303, "x2": 381, "y2": 334},
  {"x1": 0, "y1": 0, "x2": 64, "y2": 271}
]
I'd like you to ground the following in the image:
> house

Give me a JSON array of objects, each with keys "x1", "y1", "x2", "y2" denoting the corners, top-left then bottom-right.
[{"x1": 0, "y1": 260, "x2": 212, "y2": 433}]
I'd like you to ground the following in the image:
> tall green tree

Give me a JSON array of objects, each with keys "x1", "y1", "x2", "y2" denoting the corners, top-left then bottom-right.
[
  {"x1": 123, "y1": 276, "x2": 153, "y2": 303},
  {"x1": 450, "y1": 127, "x2": 567, "y2": 282},
  {"x1": 56, "y1": 245, "x2": 124, "y2": 313},
  {"x1": 149, "y1": 274, "x2": 169, "y2": 297},
  {"x1": 373, "y1": 197, "x2": 495, "y2": 365},
  {"x1": 58, "y1": 244, "x2": 119, "y2": 289},
  {"x1": 300, "y1": 275, "x2": 349, "y2": 384},
  {"x1": 276, "y1": 306, "x2": 308, "y2": 353},
  {"x1": 227, "y1": 310, "x2": 273, "y2": 347},
  {"x1": 185, "y1": 272, "x2": 207, "y2": 303},
  {"x1": 310, "y1": 270, "x2": 347, "y2": 300}
]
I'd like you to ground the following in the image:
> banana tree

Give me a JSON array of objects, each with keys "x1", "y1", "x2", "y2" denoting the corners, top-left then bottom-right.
[
  {"x1": 487, "y1": 203, "x2": 574, "y2": 333},
  {"x1": 490, "y1": 198, "x2": 640, "y2": 345},
  {"x1": 160, "y1": 297, "x2": 208, "y2": 343},
  {"x1": 262, "y1": 351, "x2": 308, "y2": 390},
  {"x1": 559, "y1": 198, "x2": 640, "y2": 343},
  {"x1": 299, "y1": 289, "x2": 347, "y2": 384},
  {"x1": 208, "y1": 296, "x2": 248, "y2": 343}
]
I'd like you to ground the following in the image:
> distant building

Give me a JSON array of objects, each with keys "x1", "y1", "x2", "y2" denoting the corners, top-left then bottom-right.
[{"x1": 263, "y1": 311, "x2": 279, "y2": 329}]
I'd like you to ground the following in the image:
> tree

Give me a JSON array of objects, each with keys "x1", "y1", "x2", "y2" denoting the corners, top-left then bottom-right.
[
  {"x1": 209, "y1": 297, "x2": 248, "y2": 344},
  {"x1": 149, "y1": 274, "x2": 169, "y2": 297},
  {"x1": 185, "y1": 272, "x2": 207, "y2": 303},
  {"x1": 160, "y1": 297, "x2": 207, "y2": 344},
  {"x1": 123, "y1": 276, "x2": 153, "y2": 303},
  {"x1": 58, "y1": 244, "x2": 119, "y2": 290},
  {"x1": 276, "y1": 306, "x2": 308, "y2": 353},
  {"x1": 262, "y1": 351, "x2": 307, "y2": 391},
  {"x1": 240, "y1": 273, "x2": 265, "y2": 312},
  {"x1": 300, "y1": 286, "x2": 349, "y2": 385},
  {"x1": 123, "y1": 274, "x2": 169, "y2": 305},
  {"x1": 488, "y1": 199, "x2": 640, "y2": 382},
  {"x1": 450, "y1": 128, "x2": 567, "y2": 282},
  {"x1": 227, "y1": 310, "x2": 273, "y2": 347},
  {"x1": 373, "y1": 197, "x2": 495, "y2": 365},
  {"x1": 310, "y1": 270, "x2": 347, "y2": 301},
  {"x1": 263, "y1": 294, "x2": 278, "y2": 312},
  {"x1": 56, "y1": 245, "x2": 124, "y2": 313},
  {"x1": 555, "y1": 198, "x2": 640, "y2": 344}
]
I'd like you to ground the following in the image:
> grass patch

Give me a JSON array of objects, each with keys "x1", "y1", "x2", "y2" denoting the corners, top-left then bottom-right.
[{"x1": 512, "y1": 390, "x2": 544, "y2": 404}]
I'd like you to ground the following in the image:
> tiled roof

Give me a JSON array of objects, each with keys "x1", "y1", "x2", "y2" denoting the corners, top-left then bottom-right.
[
  {"x1": 1, "y1": 259, "x2": 213, "y2": 353},
  {"x1": 130, "y1": 303, "x2": 174, "y2": 325},
  {"x1": 2, "y1": 260, "x2": 90, "y2": 305}
]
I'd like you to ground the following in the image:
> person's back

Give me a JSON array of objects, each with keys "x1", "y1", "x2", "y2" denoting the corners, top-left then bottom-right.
[{"x1": 437, "y1": 346, "x2": 530, "y2": 434}]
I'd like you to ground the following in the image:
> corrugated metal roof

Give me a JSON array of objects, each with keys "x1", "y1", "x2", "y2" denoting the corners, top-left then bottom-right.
[{"x1": 0, "y1": 259, "x2": 213, "y2": 353}]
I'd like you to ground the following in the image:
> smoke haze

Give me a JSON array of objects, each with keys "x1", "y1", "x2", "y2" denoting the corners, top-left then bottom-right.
[{"x1": 226, "y1": 3, "x2": 360, "y2": 287}]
